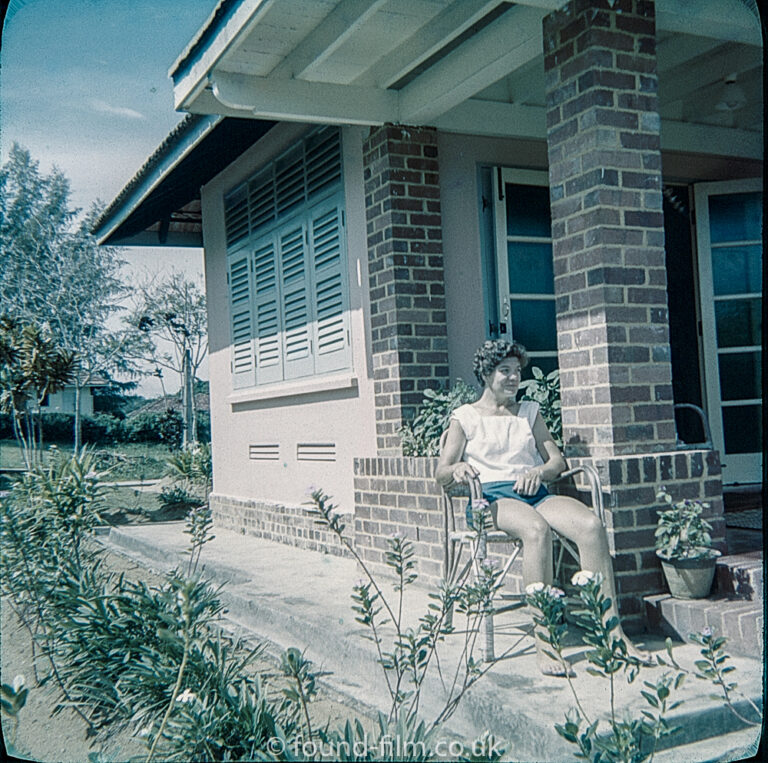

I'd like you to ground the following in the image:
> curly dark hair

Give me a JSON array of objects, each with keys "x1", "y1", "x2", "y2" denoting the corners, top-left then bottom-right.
[{"x1": 472, "y1": 339, "x2": 529, "y2": 386}]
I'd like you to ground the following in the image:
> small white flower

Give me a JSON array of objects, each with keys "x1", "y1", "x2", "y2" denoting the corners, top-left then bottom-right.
[
  {"x1": 701, "y1": 626, "x2": 713, "y2": 638},
  {"x1": 12, "y1": 675, "x2": 25, "y2": 693},
  {"x1": 525, "y1": 582, "x2": 546, "y2": 595},
  {"x1": 176, "y1": 688, "x2": 196, "y2": 704},
  {"x1": 548, "y1": 586, "x2": 566, "y2": 599},
  {"x1": 471, "y1": 499, "x2": 490, "y2": 509},
  {"x1": 571, "y1": 570, "x2": 596, "y2": 587}
]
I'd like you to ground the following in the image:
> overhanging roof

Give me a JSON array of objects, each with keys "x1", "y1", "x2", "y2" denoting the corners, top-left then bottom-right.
[
  {"x1": 93, "y1": 113, "x2": 274, "y2": 246},
  {"x1": 168, "y1": 0, "x2": 763, "y2": 160}
]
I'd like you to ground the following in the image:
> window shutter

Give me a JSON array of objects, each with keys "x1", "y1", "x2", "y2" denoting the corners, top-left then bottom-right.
[
  {"x1": 309, "y1": 197, "x2": 351, "y2": 374},
  {"x1": 278, "y1": 222, "x2": 314, "y2": 380},
  {"x1": 227, "y1": 252, "x2": 255, "y2": 389},
  {"x1": 252, "y1": 236, "x2": 283, "y2": 385}
]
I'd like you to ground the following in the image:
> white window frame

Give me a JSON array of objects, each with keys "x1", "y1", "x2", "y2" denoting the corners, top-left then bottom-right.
[
  {"x1": 492, "y1": 167, "x2": 558, "y2": 370},
  {"x1": 694, "y1": 177, "x2": 762, "y2": 484}
]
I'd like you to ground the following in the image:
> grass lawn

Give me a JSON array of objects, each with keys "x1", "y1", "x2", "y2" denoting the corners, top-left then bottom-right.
[{"x1": 0, "y1": 439, "x2": 173, "y2": 481}]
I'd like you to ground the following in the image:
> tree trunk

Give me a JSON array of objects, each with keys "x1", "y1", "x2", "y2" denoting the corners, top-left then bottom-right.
[
  {"x1": 74, "y1": 383, "x2": 82, "y2": 453},
  {"x1": 181, "y1": 349, "x2": 194, "y2": 447}
]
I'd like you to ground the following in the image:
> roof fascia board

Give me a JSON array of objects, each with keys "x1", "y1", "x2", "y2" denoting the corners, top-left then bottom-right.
[
  {"x1": 172, "y1": 0, "x2": 278, "y2": 112},
  {"x1": 95, "y1": 115, "x2": 220, "y2": 244}
]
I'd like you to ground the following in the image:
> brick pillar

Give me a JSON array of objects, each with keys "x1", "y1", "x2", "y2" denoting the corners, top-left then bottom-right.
[
  {"x1": 543, "y1": 0, "x2": 725, "y2": 628},
  {"x1": 363, "y1": 125, "x2": 449, "y2": 455},
  {"x1": 544, "y1": 0, "x2": 675, "y2": 458}
]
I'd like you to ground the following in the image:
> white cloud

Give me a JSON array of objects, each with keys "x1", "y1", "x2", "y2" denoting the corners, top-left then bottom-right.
[{"x1": 88, "y1": 99, "x2": 145, "y2": 120}]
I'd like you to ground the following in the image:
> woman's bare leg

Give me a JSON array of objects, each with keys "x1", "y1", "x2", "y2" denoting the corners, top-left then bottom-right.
[
  {"x1": 537, "y1": 496, "x2": 649, "y2": 661},
  {"x1": 492, "y1": 498, "x2": 571, "y2": 675}
]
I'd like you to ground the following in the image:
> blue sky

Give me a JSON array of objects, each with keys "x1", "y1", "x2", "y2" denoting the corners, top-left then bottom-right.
[
  {"x1": 2, "y1": 0, "x2": 214, "y2": 211},
  {"x1": 2, "y1": 0, "x2": 217, "y2": 394}
]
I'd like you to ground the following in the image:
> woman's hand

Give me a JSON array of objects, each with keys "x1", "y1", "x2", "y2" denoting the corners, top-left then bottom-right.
[
  {"x1": 514, "y1": 467, "x2": 543, "y2": 496},
  {"x1": 450, "y1": 462, "x2": 478, "y2": 485}
]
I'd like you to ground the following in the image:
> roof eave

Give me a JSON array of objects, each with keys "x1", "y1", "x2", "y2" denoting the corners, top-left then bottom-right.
[{"x1": 93, "y1": 113, "x2": 221, "y2": 245}]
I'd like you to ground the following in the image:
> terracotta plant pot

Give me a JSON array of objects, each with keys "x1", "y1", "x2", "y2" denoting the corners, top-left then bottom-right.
[{"x1": 657, "y1": 548, "x2": 722, "y2": 599}]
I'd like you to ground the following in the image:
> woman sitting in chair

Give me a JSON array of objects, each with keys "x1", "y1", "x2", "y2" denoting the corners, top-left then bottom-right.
[{"x1": 436, "y1": 339, "x2": 647, "y2": 675}]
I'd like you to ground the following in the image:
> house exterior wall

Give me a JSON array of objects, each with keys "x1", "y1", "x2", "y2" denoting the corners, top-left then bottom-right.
[
  {"x1": 201, "y1": 124, "x2": 377, "y2": 513},
  {"x1": 437, "y1": 132, "x2": 548, "y2": 385},
  {"x1": 43, "y1": 387, "x2": 94, "y2": 416}
]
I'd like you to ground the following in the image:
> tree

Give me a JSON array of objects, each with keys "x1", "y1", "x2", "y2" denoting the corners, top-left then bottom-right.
[
  {"x1": 125, "y1": 270, "x2": 208, "y2": 446},
  {"x1": 0, "y1": 318, "x2": 77, "y2": 467},
  {"x1": 0, "y1": 144, "x2": 147, "y2": 450}
]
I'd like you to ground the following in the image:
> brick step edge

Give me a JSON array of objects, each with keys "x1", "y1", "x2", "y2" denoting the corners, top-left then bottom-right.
[
  {"x1": 716, "y1": 552, "x2": 763, "y2": 601},
  {"x1": 645, "y1": 593, "x2": 763, "y2": 657}
]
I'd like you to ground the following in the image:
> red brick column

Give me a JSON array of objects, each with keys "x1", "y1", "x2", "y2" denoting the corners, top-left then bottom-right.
[
  {"x1": 363, "y1": 125, "x2": 449, "y2": 455},
  {"x1": 543, "y1": 0, "x2": 725, "y2": 627},
  {"x1": 544, "y1": 0, "x2": 676, "y2": 458}
]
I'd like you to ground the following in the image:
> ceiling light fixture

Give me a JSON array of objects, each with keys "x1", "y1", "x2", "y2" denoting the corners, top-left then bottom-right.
[{"x1": 715, "y1": 73, "x2": 747, "y2": 112}]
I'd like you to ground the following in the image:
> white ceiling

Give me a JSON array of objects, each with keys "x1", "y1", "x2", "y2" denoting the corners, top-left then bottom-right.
[{"x1": 171, "y1": 0, "x2": 763, "y2": 158}]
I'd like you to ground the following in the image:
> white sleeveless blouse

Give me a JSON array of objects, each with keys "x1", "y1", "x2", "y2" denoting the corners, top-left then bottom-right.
[{"x1": 450, "y1": 401, "x2": 544, "y2": 484}]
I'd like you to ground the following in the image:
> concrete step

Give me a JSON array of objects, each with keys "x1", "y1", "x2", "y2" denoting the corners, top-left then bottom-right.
[
  {"x1": 644, "y1": 593, "x2": 763, "y2": 657},
  {"x1": 98, "y1": 523, "x2": 764, "y2": 761},
  {"x1": 716, "y1": 551, "x2": 763, "y2": 602}
]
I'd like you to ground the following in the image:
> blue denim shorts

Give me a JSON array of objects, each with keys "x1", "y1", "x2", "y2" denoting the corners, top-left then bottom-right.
[{"x1": 465, "y1": 482, "x2": 551, "y2": 529}]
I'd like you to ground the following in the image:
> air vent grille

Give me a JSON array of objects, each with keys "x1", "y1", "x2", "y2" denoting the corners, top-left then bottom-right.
[
  {"x1": 296, "y1": 443, "x2": 337, "y2": 462},
  {"x1": 249, "y1": 444, "x2": 280, "y2": 461}
]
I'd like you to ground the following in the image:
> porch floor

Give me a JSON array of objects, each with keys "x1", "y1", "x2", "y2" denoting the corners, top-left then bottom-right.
[{"x1": 97, "y1": 523, "x2": 763, "y2": 761}]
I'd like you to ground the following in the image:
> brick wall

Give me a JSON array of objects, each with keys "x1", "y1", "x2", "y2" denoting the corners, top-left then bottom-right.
[
  {"x1": 210, "y1": 493, "x2": 351, "y2": 558},
  {"x1": 353, "y1": 457, "x2": 596, "y2": 596},
  {"x1": 572, "y1": 449, "x2": 725, "y2": 624},
  {"x1": 543, "y1": 0, "x2": 677, "y2": 458},
  {"x1": 363, "y1": 125, "x2": 449, "y2": 455}
]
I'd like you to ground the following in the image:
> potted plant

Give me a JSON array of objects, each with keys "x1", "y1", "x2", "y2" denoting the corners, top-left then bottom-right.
[{"x1": 654, "y1": 488, "x2": 721, "y2": 599}]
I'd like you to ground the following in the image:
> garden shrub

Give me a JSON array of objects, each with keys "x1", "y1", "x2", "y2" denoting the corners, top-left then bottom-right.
[
  {"x1": 123, "y1": 409, "x2": 183, "y2": 447},
  {"x1": 82, "y1": 413, "x2": 124, "y2": 445},
  {"x1": 399, "y1": 380, "x2": 477, "y2": 456}
]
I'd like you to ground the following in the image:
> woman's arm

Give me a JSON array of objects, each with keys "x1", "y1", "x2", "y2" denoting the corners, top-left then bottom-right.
[
  {"x1": 514, "y1": 411, "x2": 567, "y2": 495},
  {"x1": 435, "y1": 419, "x2": 477, "y2": 487}
]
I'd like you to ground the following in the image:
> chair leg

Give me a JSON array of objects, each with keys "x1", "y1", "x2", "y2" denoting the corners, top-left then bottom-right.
[{"x1": 474, "y1": 532, "x2": 496, "y2": 662}]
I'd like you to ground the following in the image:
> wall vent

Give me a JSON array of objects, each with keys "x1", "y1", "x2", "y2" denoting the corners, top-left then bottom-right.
[
  {"x1": 296, "y1": 443, "x2": 336, "y2": 462},
  {"x1": 249, "y1": 444, "x2": 280, "y2": 461}
]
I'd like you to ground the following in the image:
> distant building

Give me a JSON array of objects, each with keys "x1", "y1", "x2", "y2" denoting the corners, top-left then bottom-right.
[{"x1": 41, "y1": 380, "x2": 110, "y2": 416}]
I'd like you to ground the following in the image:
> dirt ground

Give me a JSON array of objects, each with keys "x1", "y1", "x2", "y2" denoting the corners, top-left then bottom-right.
[{"x1": 1, "y1": 543, "x2": 368, "y2": 763}]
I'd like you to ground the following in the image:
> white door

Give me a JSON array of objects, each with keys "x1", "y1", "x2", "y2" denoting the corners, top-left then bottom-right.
[
  {"x1": 694, "y1": 179, "x2": 762, "y2": 485},
  {"x1": 493, "y1": 168, "x2": 558, "y2": 374}
]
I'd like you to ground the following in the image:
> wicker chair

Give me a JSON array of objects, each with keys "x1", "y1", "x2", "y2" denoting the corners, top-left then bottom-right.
[{"x1": 438, "y1": 430, "x2": 606, "y2": 661}]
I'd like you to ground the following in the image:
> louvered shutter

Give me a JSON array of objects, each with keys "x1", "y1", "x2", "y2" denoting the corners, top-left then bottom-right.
[
  {"x1": 309, "y1": 196, "x2": 351, "y2": 374},
  {"x1": 252, "y1": 234, "x2": 283, "y2": 384},
  {"x1": 278, "y1": 222, "x2": 314, "y2": 380},
  {"x1": 227, "y1": 252, "x2": 255, "y2": 389}
]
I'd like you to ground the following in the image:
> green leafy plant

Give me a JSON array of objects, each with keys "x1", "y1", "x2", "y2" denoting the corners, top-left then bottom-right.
[
  {"x1": 529, "y1": 571, "x2": 758, "y2": 762},
  {"x1": 654, "y1": 489, "x2": 715, "y2": 560},
  {"x1": 529, "y1": 572, "x2": 682, "y2": 762},
  {"x1": 661, "y1": 628, "x2": 761, "y2": 728},
  {"x1": 399, "y1": 380, "x2": 477, "y2": 456},
  {"x1": 308, "y1": 488, "x2": 515, "y2": 742},
  {"x1": 519, "y1": 367, "x2": 562, "y2": 448}
]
